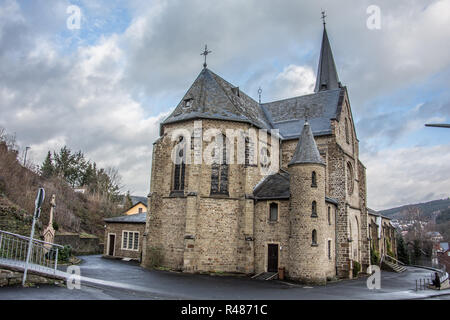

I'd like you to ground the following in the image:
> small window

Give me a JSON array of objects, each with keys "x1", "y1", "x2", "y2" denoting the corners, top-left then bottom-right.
[
  {"x1": 328, "y1": 240, "x2": 331, "y2": 259},
  {"x1": 312, "y1": 230, "x2": 317, "y2": 245},
  {"x1": 138, "y1": 207, "x2": 143, "y2": 213},
  {"x1": 269, "y1": 203, "x2": 278, "y2": 222},
  {"x1": 328, "y1": 207, "x2": 331, "y2": 225},
  {"x1": 311, "y1": 201, "x2": 317, "y2": 217},
  {"x1": 311, "y1": 171, "x2": 317, "y2": 187}
]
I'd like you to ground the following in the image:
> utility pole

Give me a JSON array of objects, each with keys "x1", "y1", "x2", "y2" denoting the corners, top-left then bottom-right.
[
  {"x1": 22, "y1": 188, "x2": 45, "y2": 286},
  {"x1": 23, "y1": 146, "x2": 30, "y2": 166}
]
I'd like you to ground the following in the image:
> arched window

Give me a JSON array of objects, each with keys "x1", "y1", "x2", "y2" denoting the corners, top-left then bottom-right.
[
  {"x1": 328, "y1": 240, "x2": 332, "y2": 259},
  {"x1": 173, "y1": 137, "x2": 186, "y2": 191},
  {"x1": 312, "y1": 229, "x2": 317, "y2": 245},
  {"x1": 311, "y1": 201, "x2": 317, "y2": 217},
  {"x1": 328, "y1": 206, "x2": 331, "y2": 225},
  {"x1": 347, "y1": 162, "x2": 354, "y2": 195},
  {"x1": 311, "y1": 171, "x2": 317, "y2": 187},
  {"x1": 211, "y1": 134, "x2": 229, "y2": 195},
  {"x1": 190, "y1": 132, "x2": 195, "y2": 150},
  {"x1": 269, "y1": 202, "x2": 278, "y2": 221},
  {"x1": 244, "y1": 137, "x2": 250, "y2": 167}
]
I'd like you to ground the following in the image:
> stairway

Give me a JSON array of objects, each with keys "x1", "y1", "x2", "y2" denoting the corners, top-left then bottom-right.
[
  {"x1": 382, "y1": 260, "x2": 407, "y2": 273},
  {"x1": 251, "y1": 272, "x2": 278, "y2": 280}
]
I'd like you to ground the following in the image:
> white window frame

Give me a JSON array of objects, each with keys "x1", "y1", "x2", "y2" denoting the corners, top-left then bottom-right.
[{"x1": 121, "y1": 230, "x2": 140, "y2": 251}]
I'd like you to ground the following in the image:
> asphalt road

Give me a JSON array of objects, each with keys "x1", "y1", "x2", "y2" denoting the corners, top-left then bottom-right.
[{"x1": 0, "y1": 255, "x2": 449, "y2": 300}]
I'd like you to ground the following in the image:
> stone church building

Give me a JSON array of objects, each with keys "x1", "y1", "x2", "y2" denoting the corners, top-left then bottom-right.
[{"x1": 141, "y1": 25, "x2": 373, "y2": 284}]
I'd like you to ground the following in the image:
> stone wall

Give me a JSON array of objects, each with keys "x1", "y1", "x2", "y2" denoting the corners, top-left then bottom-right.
[
  {"x1": 254, "y1": 200, "x2": 290, "y2": 274},
  {"x1": 104, "y1": 222, "x2": 145, "y2": 261},
  {"x1": 55, "y1": 233, "x2": 100, "y2": 255}
]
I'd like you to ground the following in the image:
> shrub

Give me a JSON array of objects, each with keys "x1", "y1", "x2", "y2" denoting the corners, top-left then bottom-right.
[
  {"x1": 353, "y1": 260, "x2": 361, "y2": 278},
  {"x1": 146, "y1": 247, "x2": 163, "y2": 268},
  {"x1": 371, "y1": 246, "x2": 380, "y2": 265}
]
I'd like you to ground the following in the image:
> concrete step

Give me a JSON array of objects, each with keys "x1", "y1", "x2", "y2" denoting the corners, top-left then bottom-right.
[
  {"x1": 252, "y1": 272, "x2": 278, "y2": 280},
  {"x1": 383, "y1": 260, "x2": 406, "y2": 273}
]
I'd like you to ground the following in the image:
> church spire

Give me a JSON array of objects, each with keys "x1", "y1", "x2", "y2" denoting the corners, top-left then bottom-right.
[{"x1": 314, "y1": 17, "x2": 341, "y2": 93}]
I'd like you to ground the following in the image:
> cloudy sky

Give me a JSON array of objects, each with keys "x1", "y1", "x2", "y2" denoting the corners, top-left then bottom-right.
[{"x1": 0, "y1": 0, "x2": 449, "y2": 210}]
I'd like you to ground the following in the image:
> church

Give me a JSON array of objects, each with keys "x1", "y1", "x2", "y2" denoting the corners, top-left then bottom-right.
[{"x1": 140, "y1": 23, "x2": 373, "y2": 284}]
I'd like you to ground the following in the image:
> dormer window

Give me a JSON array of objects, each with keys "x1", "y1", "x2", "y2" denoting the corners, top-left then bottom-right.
[
  {"x1": 231, "y1": 86, "x2": 240, "y2": 97},
  {"x1": 184, "y1": 98, "x2": 193, "y2": 108}
]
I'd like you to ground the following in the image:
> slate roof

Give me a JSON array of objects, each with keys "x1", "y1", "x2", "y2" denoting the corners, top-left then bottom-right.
[
  {"x1": 261, "y1": 88, "x2": 343, "y2": 139},
  {"x1": 253, "y1": 171, "x2": 338, "y2": 205},
  {"x1": 104, "y1": 212, "x2": 147, "y2": 224},
  {"x1": 289, "y1": 121, "x2": 325, "y2": 166},
  {"x1": 367, "y1": 208, "x2": 392, "y2": 220},
  {"x1": 162, "y1": 26, "x2": 345, "y2": 140},
  {"x1": 162, "y1": 68, "x2": 271, "y2": 129},
  {"x1": 254, "y1": 171, "x2": 290, "y2": 199},
  {"x1": 130, "y1": 196, "x2": 147, "y2": 206},
  {"x1": 314, "y1": 27, "x2": 340, "y2": 93}
]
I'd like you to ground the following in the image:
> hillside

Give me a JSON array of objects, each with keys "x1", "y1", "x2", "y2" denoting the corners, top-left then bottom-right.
[
  {"x1": 380, "y1": 198, "x2": 450, "y2": 242},
  {"x1": 379, "y1": 198, "x2": 450, "y2": 220},
  {"x1": 0, "y1": 140, "x2": 122, "y2": 240}
]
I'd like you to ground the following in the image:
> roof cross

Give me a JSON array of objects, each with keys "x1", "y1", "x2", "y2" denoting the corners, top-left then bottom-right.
[
  {"x1": 201, "y1": 44, "x2": 212, "y2": 69},
  {"x1": 321, "y1": 11, "x2": 327, "y2": 26}
]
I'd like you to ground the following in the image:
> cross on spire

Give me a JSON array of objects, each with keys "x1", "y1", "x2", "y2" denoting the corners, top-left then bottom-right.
[
  {"x1": 201, "y1": 44, "x2": 212, "y2": 68},
  {"x1": 321, "y1": 10, "x2": 327, "y2": 27}
]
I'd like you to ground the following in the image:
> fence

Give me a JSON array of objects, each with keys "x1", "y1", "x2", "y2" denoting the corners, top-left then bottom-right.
[{"x1": 0, "y1": 229, "x2": 64, "y2": 274}]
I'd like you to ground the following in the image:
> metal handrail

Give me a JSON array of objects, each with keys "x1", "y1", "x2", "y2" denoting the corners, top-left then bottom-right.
[
  {"x1": 0, "y1": 230, "x2": 64, "y2": 248},
  {"x1": 0, "y1": 229, "x2": 63, "y2": 274},
  {"x1": 384, "y1": 254, "x2": 405, "y2": 266}
]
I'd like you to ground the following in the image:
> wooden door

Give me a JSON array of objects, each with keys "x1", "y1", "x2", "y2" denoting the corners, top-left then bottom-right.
[
  {"x1": 267, "y1": 244, "x2": 278, "y2": 272},
  {"x1": 108, "y1": 234, "x2": 115, "y2": 256}
]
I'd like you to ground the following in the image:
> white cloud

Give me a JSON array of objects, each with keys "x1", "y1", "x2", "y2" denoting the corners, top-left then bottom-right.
[
  {"x1": 0, "y1": 0, "x2": 449, "y2": 206},
  {"x1": 362, "y1": 144, "x2": 450, "y2": 210}
]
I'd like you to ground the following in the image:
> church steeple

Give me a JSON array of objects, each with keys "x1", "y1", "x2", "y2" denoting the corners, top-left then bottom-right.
[{"x1": 314, "y1": 21, "x2": 341, "y2": 93}]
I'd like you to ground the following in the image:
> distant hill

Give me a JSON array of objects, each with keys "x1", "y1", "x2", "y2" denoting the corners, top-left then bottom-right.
[
  {"x1": 379, "y1": 198, "x2": 450, "y2": 220},
  {"x1": 380, "y1": 198, "x2": 450, "y2": 242}
]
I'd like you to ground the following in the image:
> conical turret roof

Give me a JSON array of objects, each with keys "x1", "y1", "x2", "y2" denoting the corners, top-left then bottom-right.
[{"x1": 289, "y1": 121, "x2": 324, "y2": 166}]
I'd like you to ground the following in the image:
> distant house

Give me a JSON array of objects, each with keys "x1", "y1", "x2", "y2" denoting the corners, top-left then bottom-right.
[
  {"x1": 439, "y1": 242, "x2": 449, "y2": 252},
  {"x1": 426, "y1": 231, "x2": 444, "y2": 243},
  {"x1": 103, "y1": 212, "x2": 146, "y2": 261},
  {"x1": 367, "y1": 208, "x2": 397, "y2": 258},
  {"x1": 124, "y1": 196, "x2": 148, "y2": 216},
  {"x1": 437, "y1": 248, "x2": 450, "y2": 272}
]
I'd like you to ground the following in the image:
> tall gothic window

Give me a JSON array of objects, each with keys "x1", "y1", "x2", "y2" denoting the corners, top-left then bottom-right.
[
  {"x1": 311, "y1": 201, "x2": 317, "y2": 217},
  {"x1": 328, "y1": 240, "x2": 332, "y2": 259},
  {"x1": 312, "y1": 229, "x2": 317, "y2": 245},
  {"x1": 328, "y1": 206, "x2": 331, "y2": 225},
  {"x1": 311, "y1": 171, "x2": 317, "y2": 187},
  {"x1": 345, "y1": 118, "x2": 350, "y2": 144},
  {"x1": 244, "y1": 137, "x2": 250, "y2": 167},
  {"x1": 347, "y1": 162, "x2": 354, "y2": 195},
  {"x1": 211, "y1": 134, "x2": 228, "y2": 195},
  {"x1": 173, "y1": 137, "x2": 186, "y2": 192}
]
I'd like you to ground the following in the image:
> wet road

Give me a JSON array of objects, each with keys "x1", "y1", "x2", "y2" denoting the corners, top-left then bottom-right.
[{"x1": 0, "y1": 255, "x2": 449, "y2": 300}]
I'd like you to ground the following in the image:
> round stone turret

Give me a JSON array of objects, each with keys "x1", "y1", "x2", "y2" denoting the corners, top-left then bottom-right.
[{"x1": 288, "y1": 121, "x2": 328, "y2": 284}]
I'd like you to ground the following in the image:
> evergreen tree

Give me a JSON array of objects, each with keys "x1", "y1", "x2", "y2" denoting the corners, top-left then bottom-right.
[
  {"x1": 396, "y1": 234, "x2": 409, "y2": 264},
  {"x1": 40, "y1": 151, "x2": 54, "y2": 178}
]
